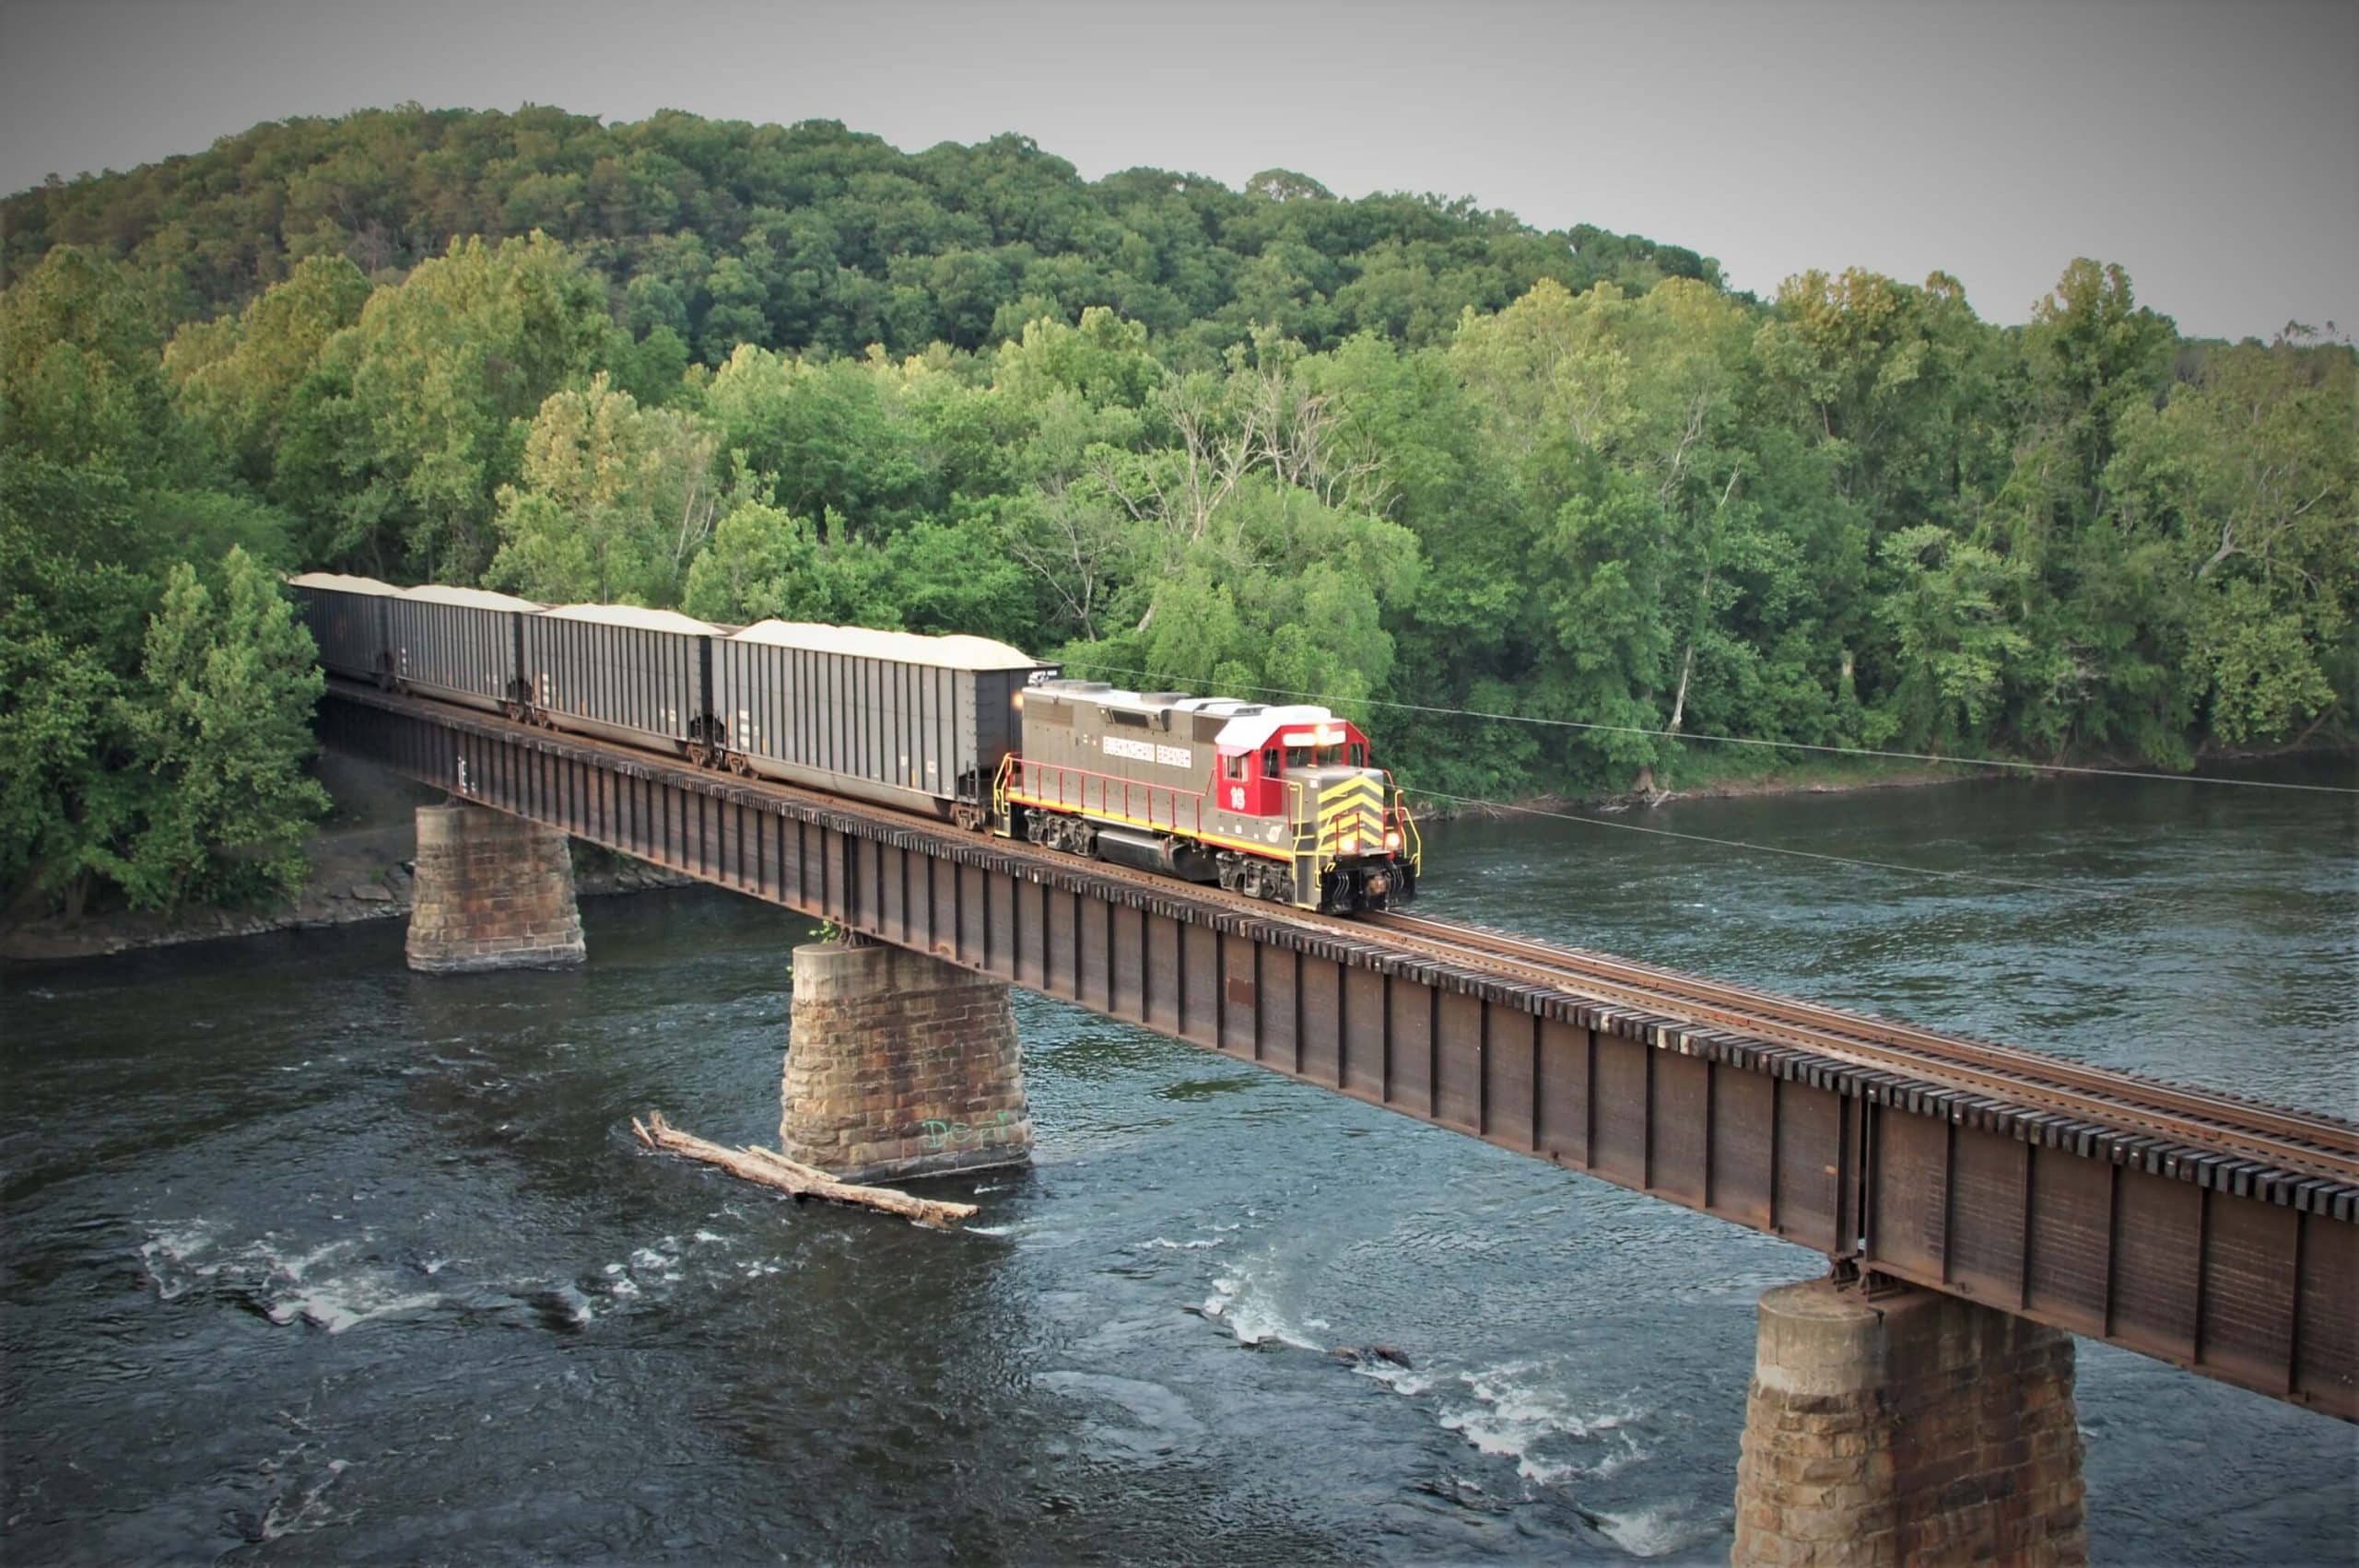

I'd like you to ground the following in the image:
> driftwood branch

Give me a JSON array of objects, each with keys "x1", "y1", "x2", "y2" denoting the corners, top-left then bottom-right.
[{"x1": 631, "y1": 1110, "x2": 979, "y2": 1230}]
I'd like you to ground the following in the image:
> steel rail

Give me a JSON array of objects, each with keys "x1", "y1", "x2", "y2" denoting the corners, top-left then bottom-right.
[
  {"x1": 947, "y1": 812, "x2": 2359, "y2": 1183},
  {"x1": 319, "y1": 685, "x2": 2359, "y2": 1420},
  {"x1": 1366, "y1": 910, "x2": 2359, "y2": 1184},
  {"x1": 323, "y1": 681, "x2": 2355, "y2": 1185}
]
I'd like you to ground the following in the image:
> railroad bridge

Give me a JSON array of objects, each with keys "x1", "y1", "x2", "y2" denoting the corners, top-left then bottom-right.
[{"x1": 320, "y1": 683, "x2": 2357, "y2": 1565}]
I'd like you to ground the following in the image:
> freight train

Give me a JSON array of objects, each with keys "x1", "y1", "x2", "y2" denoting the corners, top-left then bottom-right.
[{"x1": 291, "y1": 575, "x2": 1421, "y2": 914}]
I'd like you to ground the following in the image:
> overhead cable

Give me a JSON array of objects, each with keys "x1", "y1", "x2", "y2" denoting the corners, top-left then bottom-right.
[
  {"x1": 1409, "y1": 789, "x2": 2130, "y2": 902},
  {"x1": 1060, "y1": 661, "x2": 2356, "y2": 796}
]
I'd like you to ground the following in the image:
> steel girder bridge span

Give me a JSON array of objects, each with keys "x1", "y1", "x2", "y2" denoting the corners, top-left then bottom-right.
[{"x1": 320, "y1": 685, "x2": 2358, "y2": 1448}]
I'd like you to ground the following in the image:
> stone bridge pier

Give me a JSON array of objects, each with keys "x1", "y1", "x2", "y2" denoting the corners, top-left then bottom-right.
[
  {"x1": 780, "y1": 940, "x2": 1032, "y2": 1183},
  {"x1": 1732, "y1": 1275, "x2": 2087, "y2": 1566},
  {"x1": 405, "y1": 801, "x2": 585, "y2": 973}
]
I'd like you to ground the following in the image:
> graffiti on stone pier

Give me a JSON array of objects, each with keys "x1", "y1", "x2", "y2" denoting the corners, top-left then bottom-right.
[{"x1": 921, "y1": 1109, "x2": 1019, "y2": 1152}]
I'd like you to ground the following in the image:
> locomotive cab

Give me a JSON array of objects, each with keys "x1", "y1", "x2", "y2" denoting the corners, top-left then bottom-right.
[{"x1": 1232, "y1": 713, "x2": 1417, "y2": 913}]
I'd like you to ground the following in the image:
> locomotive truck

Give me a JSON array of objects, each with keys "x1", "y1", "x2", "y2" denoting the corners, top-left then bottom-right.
[{"x1": 291, "y1": 574, "x2": 1421, "y2": 914}]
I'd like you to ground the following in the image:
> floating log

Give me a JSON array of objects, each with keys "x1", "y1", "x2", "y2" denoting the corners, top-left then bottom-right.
[{"x1": 630, "y1": 1110, "x2": 979, "y2": 1229}]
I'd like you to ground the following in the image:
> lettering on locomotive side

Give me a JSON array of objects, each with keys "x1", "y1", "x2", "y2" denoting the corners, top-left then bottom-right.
[{"x1": 1100, "y1": 736, "x2": 1195, "y2": 769}]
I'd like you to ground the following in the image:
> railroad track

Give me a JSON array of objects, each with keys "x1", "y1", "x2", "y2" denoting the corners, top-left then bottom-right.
[
  {"x1": 953, "y1": 809, "x2": 2359, "y2": 1186},
  {"x1": 1363, "y1": 909, "x2": 2359, "y2": 1187},
  {"x1": 346, "y1": 684, "x2": 2358, "y2": 1188}
]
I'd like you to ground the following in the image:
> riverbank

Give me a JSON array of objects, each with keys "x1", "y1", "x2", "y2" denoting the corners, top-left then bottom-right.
[
  {"x1": 11, "y1": 744, "x2": 2343, "y2": 960},
  {"x1": 1430, "y1": 743, "x2": 2354, "y2": 820},
  {"x1": 0, "y1": 755, "x2": 687, "y2": 965},
  {"x1": 1417, "y1": 754, "x2": 1981, "y2": 821}
]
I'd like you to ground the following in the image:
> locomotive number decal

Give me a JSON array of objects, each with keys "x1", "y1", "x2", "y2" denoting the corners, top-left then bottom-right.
[{"x1": 1229, "y1": 785, "x2": 1246, "y2": 809}]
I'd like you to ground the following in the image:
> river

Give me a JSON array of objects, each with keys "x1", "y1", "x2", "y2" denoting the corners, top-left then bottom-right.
[{"x1": 4, "y1": 765, "x2": 2353, "y2": 1563}]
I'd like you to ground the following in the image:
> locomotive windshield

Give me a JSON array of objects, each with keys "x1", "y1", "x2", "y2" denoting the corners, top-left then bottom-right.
[{"x1": 1270, "y1": 742, "x2": 1370, "y2": 770}]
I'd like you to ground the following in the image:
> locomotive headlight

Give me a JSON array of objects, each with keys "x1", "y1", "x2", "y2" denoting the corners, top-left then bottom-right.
[
  {"x1": 1340, "y1": 833, "x2": 1359, "y2": 853},
  {"x1": 1384, "y1": 829, "x2": 1402, "y2": 851}
]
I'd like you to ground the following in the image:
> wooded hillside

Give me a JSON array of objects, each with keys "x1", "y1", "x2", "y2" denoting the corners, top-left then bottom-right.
[{"x1": 4, "y1": 108, "x2": 2351, "y2": 919}]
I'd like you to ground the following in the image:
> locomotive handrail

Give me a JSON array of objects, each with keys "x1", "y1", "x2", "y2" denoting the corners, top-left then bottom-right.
[
  {"x1": 1003, "y1": 756, "x2": 1206, "y2": 837},
  {"x1": 992, "y1": 753, "x2": 1015, "y2": 825},
  {"x1": 1392, "y1": 795, "x2": 1424, "y2": 877}
]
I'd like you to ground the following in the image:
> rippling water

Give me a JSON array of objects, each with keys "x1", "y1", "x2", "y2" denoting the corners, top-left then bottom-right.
[{"x1": 4, "y1": 766, "x2": 2354, "y2": 1563}]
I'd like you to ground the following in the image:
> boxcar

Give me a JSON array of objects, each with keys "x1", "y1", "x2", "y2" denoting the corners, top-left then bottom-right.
[
  {"x1": 288, "y1": 573, "x2": 399, "y2": 681},
  {"x1": 389, "y1": 584, "x2": 543, "y2": 713},
  {"x1": 524, "y1": 603, "x2": 722, "y2": 756},
  {"x1": 713, "y1": 620, "x2": 1050, "y2": 818}
]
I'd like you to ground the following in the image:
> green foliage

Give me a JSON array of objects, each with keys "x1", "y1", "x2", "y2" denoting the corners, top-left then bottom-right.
[
  {"x1": 166, "y1": 255, "x2": 370, "y2": 491},
  {"x1": 703, "y1": 346, "x2": 936, "y2": 535},
  {"x1": 487, "y1": 374, "x2": 721, "y2": 605},
  {"x1": 100, "y1": 549, "x2": 332, "y2": 910},
  {"x1": 5, "y1": 107, "x2": 1709, "y2": 363},
  {"x1": 2, "y1": 250, "x2": 324, "y2": 918},
  {"x1": 4, "y1": 115, "x2": 2353, "y2": 923},
  {"x1": 2, "y1": 246, "x2": 183, "y2": 477},
  {"x1": 276, "y1": 233, "x2": 614, "y2": 580}
]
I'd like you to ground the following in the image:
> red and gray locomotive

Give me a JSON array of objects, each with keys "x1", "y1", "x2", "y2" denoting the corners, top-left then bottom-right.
[
  {"x1": 291, "y1": 575, "x2": 1421, "y2": 915},
  {"x1": 1001, "y1": 680, "x2": 1417, "y2": 913}
]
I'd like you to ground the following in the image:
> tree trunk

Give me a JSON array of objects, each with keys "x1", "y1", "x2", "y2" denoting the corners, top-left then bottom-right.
[
  {"x1": 1668, "y1": 641, "x2": 1696, "y2": 735},
  {"x1": 630, "y1": 1110, "x2": 979, "y2": 1229}
]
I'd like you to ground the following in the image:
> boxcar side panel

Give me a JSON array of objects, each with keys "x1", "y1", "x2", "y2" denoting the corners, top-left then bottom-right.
[
  {"x1": 388, "y1": 602, "x2": 519, "y2": 712},
  {"x1": 526, "y1": 618, "x2": 705, "y2": 753},
  {"x1": 295, "y1": 587, "x2": 390, "y2": 680},
  {"x1": 715, "y1": 642, "x2": 1041, "y2": 817}
]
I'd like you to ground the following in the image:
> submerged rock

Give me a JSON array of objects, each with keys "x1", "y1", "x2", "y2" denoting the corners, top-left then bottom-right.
[{"x1": 1330, "y1": 1343, "x2": 1414, "y2": 1370}]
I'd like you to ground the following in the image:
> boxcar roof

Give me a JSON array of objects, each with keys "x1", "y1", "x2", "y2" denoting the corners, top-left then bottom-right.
[
  {"x1": 403, "y1": 584, "x2": 544, "y2": 611},
  {"x1": 288, "y1": 572, "x2": 401, "y2": 596},
  {"x1": 541, "y1": 603, "x2": 720, "y2": 635},
  {"x1": 732, "y1": 618, "x2": 1039, "y2": 672}
]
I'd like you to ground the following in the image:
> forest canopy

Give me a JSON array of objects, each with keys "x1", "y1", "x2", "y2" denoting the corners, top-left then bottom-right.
[{"x1": 3, "y1": 107, "x2": 2353, "y2": 918}]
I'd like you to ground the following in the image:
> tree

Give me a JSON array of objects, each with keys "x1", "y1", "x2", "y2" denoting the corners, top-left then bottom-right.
[
  {"x1": 2106, "y1": 334, "x2": 2356, "y2": 746},
  {"x1": 165, "y1": 254, "x2": 370, "y2": 491},
  {"x1": 1875, "y1": 525, "x2": 2033, "y2": 747},
  {"x1": 296, "y1": 232, "x2": 612, "y2": 580},
  {"x1": 1, "y1": 246, "x2": 182, "y2": 477},
  {"x1": 485, "y1": 374, "x2": 722, "y2": 605},
  {"x1": 680, "y1": 499, "x2": 898, "y2": 626},
  {"x1": 702, "y1": 345, "x2": 936, "y2": 537},
  {"x1": 100, "y1": 548, "x2": 331, "y2": 911}
]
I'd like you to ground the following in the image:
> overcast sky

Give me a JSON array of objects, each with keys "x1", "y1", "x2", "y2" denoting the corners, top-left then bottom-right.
[{"x1": 1, "y1": 0, "x2": 2351, "y2": 341}]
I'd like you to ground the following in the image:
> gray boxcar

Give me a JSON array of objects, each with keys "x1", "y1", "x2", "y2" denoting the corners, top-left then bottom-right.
[
  {"x1": 389, "y1": 584, "x2": 543, "y2": 712},
  {"x1": 524, "y1": 603, "x2": 721, "y2": 755},
  {"x1": 288, "y1": 573, "x2": 398, "y2": 681},
  {"x1": 713, "y1": 621, "x2": 1050, "y2": 816}
]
